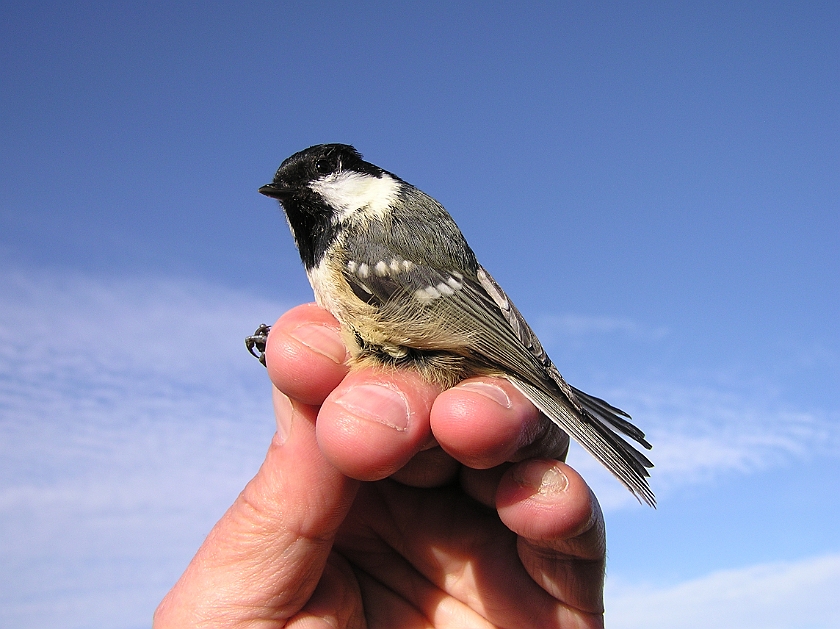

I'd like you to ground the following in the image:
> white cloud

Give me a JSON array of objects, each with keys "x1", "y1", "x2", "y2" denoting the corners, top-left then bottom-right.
[
  {"x1": 605, "y1": 553, "x2": 840, "y2": 629},
  {"x1": 535, "y1": 313, "x2": 669, "y2": 342},
  {"x1": 0, "y1": 266, "x2": 289, "y2": 628},
  {"x1": 634, "y1": 381, "x2": 837, "y2": 486},
  {"x1": 569, "y1": 384, "x2": 839, "y2": 510},
  {"x1": 566, "y1": 370, "x2": 840, "y2": 510},
  {"x1": 1, "y1": 266, "x2": 837, "y2": 627},
  {"x1": 535, "y1": 311, "x2": 839, "y2": 508}
]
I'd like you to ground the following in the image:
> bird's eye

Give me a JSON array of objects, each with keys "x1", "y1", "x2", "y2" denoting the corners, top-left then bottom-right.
[{"x1": 315, "y1": 156, "x2": 336, "y2": 175}]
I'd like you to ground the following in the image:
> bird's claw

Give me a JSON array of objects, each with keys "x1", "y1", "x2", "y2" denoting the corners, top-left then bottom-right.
[{"x1": 245, "y1": 324, "x2": 271, "y2": 367}]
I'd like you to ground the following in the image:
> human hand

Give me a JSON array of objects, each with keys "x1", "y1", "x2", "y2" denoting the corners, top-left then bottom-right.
[{"x1": 154, "y1": 303, "x2": 606, "y2": 628}]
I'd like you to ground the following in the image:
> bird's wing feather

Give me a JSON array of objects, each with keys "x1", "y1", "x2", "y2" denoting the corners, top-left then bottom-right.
[{"x1": 340, "y1": 240, "x2": 655, "y2": 505}]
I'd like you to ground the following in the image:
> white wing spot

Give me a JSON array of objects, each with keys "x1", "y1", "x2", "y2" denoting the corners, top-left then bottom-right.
[
  {"x1": 402, "y1": 260, "x2": 415, "y2": 272},
  {"x1": 389, "y1": 258, "x2": 401, "y2": 273},
  {"x1": 436, "y1": 282, "x2": 454, "y2": 296},
  {"x1": 447, "y1": 276, "x2": 463, "y2": 290},
  {"x1": 414, "y1": 285, "x2": 442, "y2": 303},
  {"x1": 374, "y1": 261, "x2": 389, "y2": 276},
  {"x1": 347, "y1": 261, "x2": 357, "y2": 273},
  {"x1": 358, "y1": 263, "x2": 370, "y2": 278}
]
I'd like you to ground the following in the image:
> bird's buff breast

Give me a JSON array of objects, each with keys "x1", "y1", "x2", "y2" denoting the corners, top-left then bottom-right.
[
  {"x1": 306, "y1": 257, "x2": 399, "y2": 353},
  {"x1": 305, "y1": 255, "x2": 482, "y2": 386}
]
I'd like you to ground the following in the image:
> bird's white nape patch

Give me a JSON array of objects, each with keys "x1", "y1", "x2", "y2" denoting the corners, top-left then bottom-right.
[{"x1": 309, "y1": 170, "x2": 401, "y2": 223}]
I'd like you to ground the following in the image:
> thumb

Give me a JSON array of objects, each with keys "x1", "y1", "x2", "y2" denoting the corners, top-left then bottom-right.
[{"x1": 154, "y1": 387, "x2": 359, "y2": 627}]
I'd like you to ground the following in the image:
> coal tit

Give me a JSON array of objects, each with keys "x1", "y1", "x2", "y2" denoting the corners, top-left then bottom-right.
[{"x1": 252, "y1": 143, "x2": 654, "y2": 506}]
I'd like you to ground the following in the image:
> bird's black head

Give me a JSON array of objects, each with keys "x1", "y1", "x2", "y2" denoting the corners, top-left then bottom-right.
[
  {"x1": 259, "y1": 144, "x2": 385, "y2": 200},
  {"x1": 259, "y1": 144, "x2": 389, "y2": 269}
]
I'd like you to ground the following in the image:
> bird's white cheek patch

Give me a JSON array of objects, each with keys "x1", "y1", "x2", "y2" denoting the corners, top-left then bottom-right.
[{"x1": 309, "y1": 171, "x2": 401, "y2": 223}]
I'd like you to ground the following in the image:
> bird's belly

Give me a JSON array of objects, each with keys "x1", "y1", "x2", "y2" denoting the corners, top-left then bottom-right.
[{"x1": 306, "y1": 260, "x2": 483, "y2": 386}]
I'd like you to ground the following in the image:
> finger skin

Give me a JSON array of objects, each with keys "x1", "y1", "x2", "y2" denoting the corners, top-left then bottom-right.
[
  {"x1": 317, "y1": 368, "x2": 441, "y2": 481},
  {"x1": 432, "y1": 377, "x2": 569, "y2": 468},
  {"x1": 284, "y1": 554, "x2": 366, "y2": 629},
  {"x1": 265, "y1": 303, "x2": 349, "y2": 406},
  {"x1": 266, "y1": 303, "x2": 602, "y2": 617},
  {"x1": 267, "y1": 304, "x2": 446, "y2": 483},
  {"x1": 497, "y1": 460, "x2": 606, "y2": 617},
  {"x1": 337, "y1": 478, "x2": 605, "y2": 628},
  {"x1": 153, "y1": 390, "x2": 358, "y2": 627}
]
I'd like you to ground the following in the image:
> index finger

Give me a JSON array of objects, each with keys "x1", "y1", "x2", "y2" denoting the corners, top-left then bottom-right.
[{"x1": 264, "y1": 303, "x2": 349, "y2": 406}]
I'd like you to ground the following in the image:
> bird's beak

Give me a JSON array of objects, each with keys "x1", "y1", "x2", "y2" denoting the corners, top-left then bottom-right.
[{"x1": 258, "y1": 183, "x2": 289, "y2": 199}]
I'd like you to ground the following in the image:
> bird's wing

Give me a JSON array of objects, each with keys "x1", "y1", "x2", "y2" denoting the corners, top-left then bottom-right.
[{"x1": 340, "y1": 241, "x2": 655, "y2": 505}]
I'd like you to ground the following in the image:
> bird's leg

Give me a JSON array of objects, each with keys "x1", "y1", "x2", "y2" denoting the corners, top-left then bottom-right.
[{"x1": 245, "y1": 324, "x2": 271, "y2": 367}]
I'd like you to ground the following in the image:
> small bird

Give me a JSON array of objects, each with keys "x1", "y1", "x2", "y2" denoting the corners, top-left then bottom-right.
[{"x1": 250, "y1": 143, "x2": 654, "y2": 506}]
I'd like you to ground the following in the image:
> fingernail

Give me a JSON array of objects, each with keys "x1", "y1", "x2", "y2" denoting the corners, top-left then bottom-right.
[
  {"x1": 457, "y1": 381, "x2": 512, "y2": 408},
  {"x1": 334, "y1": 383, "x2": 411, "y2": 431},
  {"x1": 273, "y1": 388, "x2": 293, "y2": 445},
  {"x1": 513, "y1": 461, "x2": 569, "y2": 496},
  {"x1": 289, "y1": 323, "x2": 347, "y2": 364}
]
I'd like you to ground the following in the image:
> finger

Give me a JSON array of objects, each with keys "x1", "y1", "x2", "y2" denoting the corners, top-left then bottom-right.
[
  {"x1": 388, "y1": 445, "x2": 461, "y2": 488},
  {"x1": 431, "y1": 377, "x2": 570, "y2": 469},
  {"x1": 154, "y1": 388, "x2": 358, "y2": 627},
  {"x1": 496, "y1": 460, "x2": 606, "y2": 616},
  {"x1": 353, "y1": 562, "x2": 495, "y2": 629},
  {"x1": 337, "y1": 480, "x2": 599, "y2": 629},
  {"x1": 284, "y1": 554, "x2": 366, "y2": 629},
  {"x1": 459, "y1": 464, "x2": 511, "y2": 508},
  {"x1": 317, "y1": 366, "x2": 442, "y2": 482},
  {"x1": 265, "y1": 303, "x2": 349, "y2": 406}
]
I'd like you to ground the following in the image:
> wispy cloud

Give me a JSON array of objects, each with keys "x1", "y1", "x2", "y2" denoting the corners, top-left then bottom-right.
[
  {"x1": 568, "y1": 377, "x2": 839, "y2": 510},
  {"x1": 1, "y1": 266, "x2": 837, "y2": 627},
  {"x1": 536, "y1": 311, "x2": 840, "y2": 510},
  {"x1": 0, "y1": 266, "x2": 288, "y2": 628},
  {"x1": 606, "y1": 553, "x2": 840, "y2": 629},
  {"x1": 535, "y1": 313, "x2": 669, "y2": 343}
]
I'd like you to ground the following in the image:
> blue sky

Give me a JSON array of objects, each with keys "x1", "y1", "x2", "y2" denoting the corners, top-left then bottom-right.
[{"x1": 1, "y1": 2, "x2": 838, "y2": 627}]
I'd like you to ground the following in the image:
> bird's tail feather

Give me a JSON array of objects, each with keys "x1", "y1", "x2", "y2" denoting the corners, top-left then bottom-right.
[
  {"x1": 570, "y1": 385, "x2": 653, "y2": 452},
  {"x1": 509, "y1": 377, "x2": 656, "y2": 507}
]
